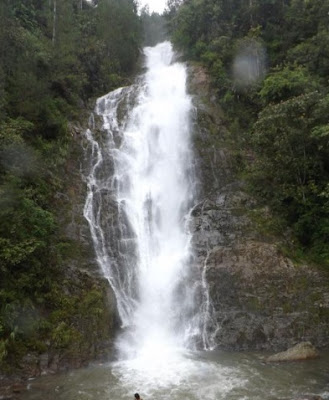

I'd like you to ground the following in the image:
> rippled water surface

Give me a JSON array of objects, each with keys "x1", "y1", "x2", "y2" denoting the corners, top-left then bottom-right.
[{"x1": 22, "y1": 350, "x2": 329, "y2": 400}]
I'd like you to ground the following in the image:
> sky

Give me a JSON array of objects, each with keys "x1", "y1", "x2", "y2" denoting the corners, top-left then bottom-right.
[{"x1": 138, "y1": 0, "x2": 167, "y2": 14}]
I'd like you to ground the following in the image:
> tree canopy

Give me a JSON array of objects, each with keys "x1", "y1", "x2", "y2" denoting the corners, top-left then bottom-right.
[{"x1": 166, "y1": 0, "x2": 329, "y2": 264}]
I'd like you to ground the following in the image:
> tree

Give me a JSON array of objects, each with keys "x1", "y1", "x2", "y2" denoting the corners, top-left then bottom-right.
[{"x1": 250, "y1": 91, "x2": 329, "y2": 257}]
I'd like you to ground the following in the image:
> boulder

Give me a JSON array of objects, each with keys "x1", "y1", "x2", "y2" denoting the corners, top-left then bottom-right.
[{"x1": 267, "y1": 342, "x2": 319, "y2": 362}]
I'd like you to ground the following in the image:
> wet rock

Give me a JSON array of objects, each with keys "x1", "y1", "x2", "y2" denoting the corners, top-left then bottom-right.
[
  {"x1": 20, "y1": 354, "x2": 40, "y2": 377},
  {"x1": 48, "y1": 354, "x2": 60, "y2": 373},
  {"x1": 267, "y1": 342, "x2": 320, "y2": 362},
  {"x1": 12, "y1": 383, "x2": 25, "y2": 393},
  {"x1": 0, "y1": 375, "x2": 28, "y2": 400},
  {"x1": 0, "y1": 383, "x2": 14, "y2": 399},
  {"x1": 203, "y1": 241, "x2": 329, "y2": 351},
  {"x1": 187, "y1": 64, "x2": 329, "y2": 351},
  {"x1": 39, "y1": 353, "x2": 49, "y2": 372}
]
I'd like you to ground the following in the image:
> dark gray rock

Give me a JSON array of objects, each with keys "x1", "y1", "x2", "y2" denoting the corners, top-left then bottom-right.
[{"x1": 188, "y1": 64, "x2": 329, "y2": 351}]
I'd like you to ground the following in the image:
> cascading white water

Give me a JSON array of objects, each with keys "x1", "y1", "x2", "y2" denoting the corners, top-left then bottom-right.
[
  {"x1": 22, "y1": 41, "x2": 329, "y2": 400},
  {"x1": 83, "y1": 41, "x2": 224, "y2": 391},
  {"x1": 115, "y1": 43, "x2": 197, "y2": 356}
]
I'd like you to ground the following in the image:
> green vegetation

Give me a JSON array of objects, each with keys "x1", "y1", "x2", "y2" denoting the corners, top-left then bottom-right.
[
  {"x1": 0, "y1": 0, "x2": 141, "y2": 372},
  {"x1": 140, "y1": 6, "x2": 167, "y2": 46},
  {"x1": 166, "y1": 0, "x2": 329, "y2": 265}
]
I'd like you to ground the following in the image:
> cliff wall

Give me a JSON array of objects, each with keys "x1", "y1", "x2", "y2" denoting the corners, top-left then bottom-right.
[{"x1": 188, "y1": 65, "x2": 329, "y2": 351}]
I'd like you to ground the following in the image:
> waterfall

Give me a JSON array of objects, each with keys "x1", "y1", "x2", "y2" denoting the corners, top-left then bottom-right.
[
  {"x1": 23, "y1": 42, "x2": 328, "y2": 400},
  {"x1": 83, "y1": 42, "x2": 216, "y2": 365}
]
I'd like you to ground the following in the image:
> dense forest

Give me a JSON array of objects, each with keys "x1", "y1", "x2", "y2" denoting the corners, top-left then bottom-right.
[
  {"x1": 1, "y1": 0, "x2": 329, "y2": 377},
  {"x1": 0, "y1": 0, "x2": 144, "y2": 371},
  {"x1": 166, "y1": 0, "x2": 329, "y2": 265}
]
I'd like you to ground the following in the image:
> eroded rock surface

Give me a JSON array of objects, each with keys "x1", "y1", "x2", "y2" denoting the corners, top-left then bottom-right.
[
  {"x1": 3, "y1": 121, "x2": 121, "y2": 384},
  {"x1": 267, "y1": 342, "x2": 320, "y2": 362},
  {"x1": 188, "y1": 64, "x2": 329, "y2": 351}
]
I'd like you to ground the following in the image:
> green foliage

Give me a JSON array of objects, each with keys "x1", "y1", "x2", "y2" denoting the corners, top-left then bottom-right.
[
  {"x1": 167, "y1": 0, "x2": 329, "y2": 264},
  {"x1": 140, "y1": 6, "x2": 167, "y2": 46},
  {"x1": 0, "y1": 0, "x2": 141, "y2": 372},
  {"x1": 259, "y1": 65, "x2": 319, "y2": 103},
  {"x1": 0, "y1": 195, "x2": 55, "y2": 268},
  {"x1": 250, "y1": 90, "x2": 329, "y2": 262},
  {"x1": 96, "y1": 0, "x2": 141, "y2": 74}
]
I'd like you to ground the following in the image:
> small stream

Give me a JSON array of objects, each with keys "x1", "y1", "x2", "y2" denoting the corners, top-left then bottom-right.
[{"x1": 22, "y1": 350, "x2": 329, "y2": 400}]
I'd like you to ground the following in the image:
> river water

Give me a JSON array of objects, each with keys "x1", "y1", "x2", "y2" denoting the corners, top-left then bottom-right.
[
  {"x1": 22, "y1": 42, "x2": 329, "y2": 400},
  {"x1": 22, "y1": 350, "x2": 329, "y2": 400}
]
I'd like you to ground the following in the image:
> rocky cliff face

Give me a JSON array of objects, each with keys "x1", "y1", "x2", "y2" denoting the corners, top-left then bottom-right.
[
  {"x1": 188, "y1": 65, "x2": 329, "y2": 351},
  {"x1": 21, "y1": 122, "x2": 120, "y2": 378},
  {"x1": 55, "y1": 121, "x2": 121, "y2": 359},
  {"x1": 0, "y1": 120, "x2": 120, "y2": 398}
]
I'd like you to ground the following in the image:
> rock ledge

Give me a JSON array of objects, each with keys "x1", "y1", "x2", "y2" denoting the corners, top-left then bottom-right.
[{"x1": 267, "y1": 342, "x2": 320, "y2": 362}]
